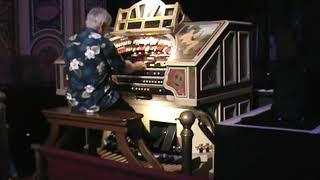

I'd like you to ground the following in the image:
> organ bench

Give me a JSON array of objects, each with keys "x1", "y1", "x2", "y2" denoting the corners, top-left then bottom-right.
[{"x1": 33, "y1": 106, "x2": 163, "y2": 179}]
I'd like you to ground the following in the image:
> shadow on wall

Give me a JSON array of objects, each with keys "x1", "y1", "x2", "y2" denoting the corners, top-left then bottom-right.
[
  {"x1": 0, "y1": 55, "x2": 56, "y2": 87},
  {"x1": 0, "y1": 55, "x2": 67, "y2": 177},
  {"x1": 4, "y1": 85, "x2": 67, "y2": 177},
  {"x1": 1, "y1": 55, "x2": 57, "y2": 87},
  {"x1": 0, "y1": 56, "x2": 15, "y2": 86}
]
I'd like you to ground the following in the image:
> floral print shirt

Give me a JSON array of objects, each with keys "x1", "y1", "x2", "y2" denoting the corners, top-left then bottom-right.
[{"x1": 64, "y1": 28, "x2": 125, "y2": 113}]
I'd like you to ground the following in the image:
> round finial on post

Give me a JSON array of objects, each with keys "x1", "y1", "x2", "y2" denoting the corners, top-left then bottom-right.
[
  {"x1": 177, "y1": 110, "x2": 196, "y2": 176},
  {"x1": 179, "y1": 110, "x2": 196, "y2": 128}
]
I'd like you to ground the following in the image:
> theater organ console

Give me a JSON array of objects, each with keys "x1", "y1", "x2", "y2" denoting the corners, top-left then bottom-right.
[{"x1": 54, "y1": 0, "x2": 254, "y2": 159}]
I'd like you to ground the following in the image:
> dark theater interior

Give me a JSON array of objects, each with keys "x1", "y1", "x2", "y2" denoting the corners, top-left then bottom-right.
[{"x1": 1, "y1": 0, "x2": 320, "y2": 179}]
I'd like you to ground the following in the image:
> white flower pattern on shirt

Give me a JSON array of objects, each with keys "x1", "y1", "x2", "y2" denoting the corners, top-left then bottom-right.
[
  {"x1": 89, "y1": 32, "x2": 101, "y2": 39},
  {"x1": 104, "y1": 84, "x2": 110, "y2": 93},
  {"x1": 69, "y1": 58, "x2": 83, "y2": 71},
  {"x1": 89, "y1": 105, "x2": 100, "y2": 112},
  {"x1": 82, "y1": 85, "x2": 95, "y2": 99},
  {"x1": 84, "y1": 85, "x2": 95, "y2": 93},
  {"x1": 69, "y1": 34, "x2": 77, "y2": 41},
  {"x1": 96, "y1": 62, "x2": 105, "y2": 74},
  {"x1": 66, "y1": 93, "x2": 79, "y2": 106},
  {"x1": 91, "y1": 45, "x2": 100, "y2": 54},
  {"x1": 64, "y1": 28, "x2": 125, "y2": 113},
  {"x1": 85, "y1": 46, "x2": 101, "y2": 60},
  {"x1": 66, "y1": 93, "x2": 73, "y2": 100},
  {"x1": 85, "y1": 48, "x2": 95, "y2": 60}
]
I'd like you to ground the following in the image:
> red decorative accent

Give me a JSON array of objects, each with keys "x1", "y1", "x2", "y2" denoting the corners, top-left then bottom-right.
[
  {"x1": 165, "y1": 47, "x2": 171, "y2": 54},
  {"x1": 166, "y1": 69, "x2": 186, "y2": 96},
  {"x1": 36, "y1": 146, "x2": 199, "y2": 180},
  {"x1": 156, "y1": 45, "x2": 164, "y2": 51}
]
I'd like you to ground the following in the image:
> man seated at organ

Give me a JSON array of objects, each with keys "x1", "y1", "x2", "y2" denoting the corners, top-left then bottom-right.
[
  {"x1": 63, "y1": 7, "x2": 146, "y2": 154},
  {"x1": 64, "y1": 7, "x2": 146, "y2": 113}
]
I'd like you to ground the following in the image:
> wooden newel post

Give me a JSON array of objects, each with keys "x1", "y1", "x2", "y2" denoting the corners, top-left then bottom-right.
[
  {"x1": 0, "y1": 91, "x2": 8, "y2": 179},
  {"x1": 176, "y1": 110, "x2": 196, "y2": 176}
]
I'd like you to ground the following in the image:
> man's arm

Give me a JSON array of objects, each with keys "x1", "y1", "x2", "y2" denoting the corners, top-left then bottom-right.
[
  {"x1": 101, "y1": 38, "x2": 146, "y2": 74},
  {"x1": 123, "y1": 60, "x2": 146, "y2": 74}
]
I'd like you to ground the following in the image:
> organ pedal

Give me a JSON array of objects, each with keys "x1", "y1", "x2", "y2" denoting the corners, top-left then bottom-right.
[{"x1": 96, "y1": 147, "x2": 182, "y2": 172}]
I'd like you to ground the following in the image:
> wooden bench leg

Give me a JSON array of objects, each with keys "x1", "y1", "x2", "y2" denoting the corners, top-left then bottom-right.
[
  {"x1": 45, "y1": 123, "x2": 60, "y2": 146},
  {"x1": 115, "y1": 133, "x2": 143, "y2": 167},
  {"x1": 135, "y1": 138, "x2": 163, "y2": 170}
]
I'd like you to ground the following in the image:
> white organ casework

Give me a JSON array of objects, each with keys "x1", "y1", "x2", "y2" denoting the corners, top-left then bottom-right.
[{"x1": 54, "y1": 0, "x2": 254, "y2": 167}]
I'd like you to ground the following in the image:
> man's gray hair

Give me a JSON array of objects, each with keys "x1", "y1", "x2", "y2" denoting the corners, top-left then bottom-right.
[{"x1": 85, "y1": 7, "x2": 112, "y2": 29}]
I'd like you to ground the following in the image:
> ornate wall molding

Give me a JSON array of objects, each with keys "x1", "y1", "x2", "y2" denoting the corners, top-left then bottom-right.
[
  {"x1": 30, "y1": 0, "x2": 64, "y2": 39},
  {"x1": 0, "y1": 23, "x2": 10, "y2": 49},
  {"x1": 31, "y1": 36, "x2": 63, "y2": 58},
  {"x1": 0, "y1": 0, "x2": 14, "y2": 53},
  {"x1": 17, "y1": 0, "x2": 109, "y2": 55},
  {"x1": 18, "y1": 0, "x2": 74, "y2": 55},
  {"x1": 0, "y1": 1, "x2": 10, "y2": 16},
  {"x1": 18, "y1": 1, "x2": 31, "y2": 54}
]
